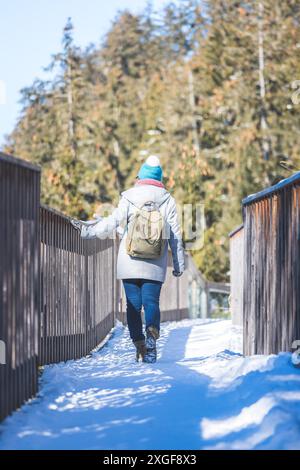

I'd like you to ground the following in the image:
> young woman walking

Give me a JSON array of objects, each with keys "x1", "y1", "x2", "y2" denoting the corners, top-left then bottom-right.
[{"x1": 72, "y1": 156, "x2": 185, "y2": 363}]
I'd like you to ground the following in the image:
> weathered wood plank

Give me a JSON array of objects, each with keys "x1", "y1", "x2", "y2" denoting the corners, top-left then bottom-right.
[
  {"x1": 242, "y1": 175, "x2": 300, "y2": 356},
  {"x1": 0, "y1": 154, "x2": 40, "y2": 421}
]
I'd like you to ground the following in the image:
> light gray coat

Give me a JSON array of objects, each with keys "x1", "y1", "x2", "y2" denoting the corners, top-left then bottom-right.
[{"x1": 85, "y1": 185, "x2": 185, "y2": 283}]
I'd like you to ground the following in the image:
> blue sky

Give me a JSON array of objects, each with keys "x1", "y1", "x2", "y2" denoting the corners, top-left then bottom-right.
[{"x1": 0, "y1": 0, "x2": 170, "y2": 148}]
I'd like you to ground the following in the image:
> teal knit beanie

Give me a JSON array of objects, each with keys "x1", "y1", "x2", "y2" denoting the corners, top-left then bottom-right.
[{"x1": 138, "y1": 155, "x2": 163, "y2": 181}]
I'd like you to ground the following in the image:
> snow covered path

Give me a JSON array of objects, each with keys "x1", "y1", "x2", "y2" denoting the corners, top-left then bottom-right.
[{"x1": 1, "y1": 319, "x2": 300, "y2": 450}]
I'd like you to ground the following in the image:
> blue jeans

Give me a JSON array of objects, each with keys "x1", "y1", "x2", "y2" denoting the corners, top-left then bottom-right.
[{"x1": 123, "y1": 279, "x2": 163, "y2": 342}]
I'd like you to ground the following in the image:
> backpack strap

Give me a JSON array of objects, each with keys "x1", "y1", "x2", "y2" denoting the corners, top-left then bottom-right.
[
  {"x1": 122, "y1": 193, "x2": 171, "y2": 228},
  {"x1": 159, "y1": 194, "x2": 171, "y2": 207},
  {"x1": 121, "y1": 196, "x2": 135, "y2": 236}
]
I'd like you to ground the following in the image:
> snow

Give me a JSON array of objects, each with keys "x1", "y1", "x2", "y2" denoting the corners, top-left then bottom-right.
[{"x1": 0, "y1": 319, "x2": 300, "y2": 450}]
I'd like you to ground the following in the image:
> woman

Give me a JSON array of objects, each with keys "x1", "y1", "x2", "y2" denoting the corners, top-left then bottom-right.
[{"x1": 72, "y1": 156, "x2": 185, "y2": 363}]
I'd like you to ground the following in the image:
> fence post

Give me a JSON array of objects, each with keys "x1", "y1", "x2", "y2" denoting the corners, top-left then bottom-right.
[
  {"x1": 0, "y1": 153, "x2": 41, "y2": 422},
  {"x1": 242, "y1": 173, "x2": 300, "y2": 355}
]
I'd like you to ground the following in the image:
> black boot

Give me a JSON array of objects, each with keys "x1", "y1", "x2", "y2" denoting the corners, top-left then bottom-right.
[
  {"x1": 143, "y1": 326, "x2": 159, "y2": 364},
  {"x1": 134, "y1": 339, "x2": 147, "y2": 362}
]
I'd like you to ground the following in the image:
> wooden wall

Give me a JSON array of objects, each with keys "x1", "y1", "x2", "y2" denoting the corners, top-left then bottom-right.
[{"x1": 243, "y1": 175, "x2": 300, "y2": 355}]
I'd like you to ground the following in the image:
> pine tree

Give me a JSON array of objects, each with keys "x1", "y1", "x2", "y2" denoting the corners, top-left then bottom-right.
[{"x1": 5, "y1": 1, "x2": 300, "y2": 281}]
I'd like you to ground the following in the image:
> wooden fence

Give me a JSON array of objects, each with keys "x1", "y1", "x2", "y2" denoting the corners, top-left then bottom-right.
[
  {"x1": 0, "y1": 153, "x2": 118, "y2": 421},
  {"x1": 160, "y1": 253, "x2": 190, "y2": 321},
  {"x1": 229, "y1": 224, "x2": 244, "y2": 326},
  {"x1": 40, "y1": 206, "x2": 117, "y2": 365},
  {"x1": 0, "y1": 153, "x2": 40, "y2": 421},
  {"x1": 242, "y1": 172, "x2": 300, "y2": 355},
  {"x1": 186, "y1": 254, "x2": 230, "y2": 319}
]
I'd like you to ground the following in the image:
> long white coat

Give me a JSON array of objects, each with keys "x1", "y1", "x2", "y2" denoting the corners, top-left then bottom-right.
[{"x1": 86, "y1": 184, "x2": 185, "y2": 282}]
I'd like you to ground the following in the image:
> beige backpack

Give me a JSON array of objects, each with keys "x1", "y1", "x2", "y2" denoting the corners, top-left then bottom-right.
[{"x1": 126, "y1": 200, "x2": 168, "y2": 259}]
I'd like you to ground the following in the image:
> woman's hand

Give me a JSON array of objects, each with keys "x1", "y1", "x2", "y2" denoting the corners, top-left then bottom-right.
[
  {"x1": 172, "y1": 270, "x2": 183, "y2": 277},
  {"x1": 70, "y1": 217, "x2": 102, "y2": 239}
]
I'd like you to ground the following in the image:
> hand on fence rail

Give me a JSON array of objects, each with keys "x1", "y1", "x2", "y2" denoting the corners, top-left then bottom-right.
[{"x1": 70, "y1": 216, "x2": 102, "y2": 239}]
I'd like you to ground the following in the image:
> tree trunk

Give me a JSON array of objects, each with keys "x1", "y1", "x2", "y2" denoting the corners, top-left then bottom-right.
[
  {"x1": 188, "y1": 68, "x2": 200, "y2": 158},
  {"x1": 66, "y1": 52, "x2": 76, "y2": 161},
  {"x1": 258, "y1": 1, "x2": 271, "y2": 162}
]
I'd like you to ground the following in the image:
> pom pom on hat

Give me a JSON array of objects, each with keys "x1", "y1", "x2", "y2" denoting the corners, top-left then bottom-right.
[
  {"x1": 145, "y1": 155, "x2": 161, "y2": 167},
  {"x1": 138, "y1": 155, "x2": 163, "y2": 181}
]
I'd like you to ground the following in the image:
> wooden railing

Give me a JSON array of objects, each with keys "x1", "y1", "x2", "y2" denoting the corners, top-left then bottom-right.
[
  {"x1": 40, "y1": 205, "x2": 117, "y2": 365},
  {"x1": 229, "y1": 224, "x2": 244, "y2": 326},
  {"x1": 0, "y1": 153, "x2": 118, "y2": 421},
  {"x1": 0, "y1": 153, "x2": 40, "y2": 421},
  {"x1": 240, "y1": 173, "x2": 300, "y2": 355}
]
